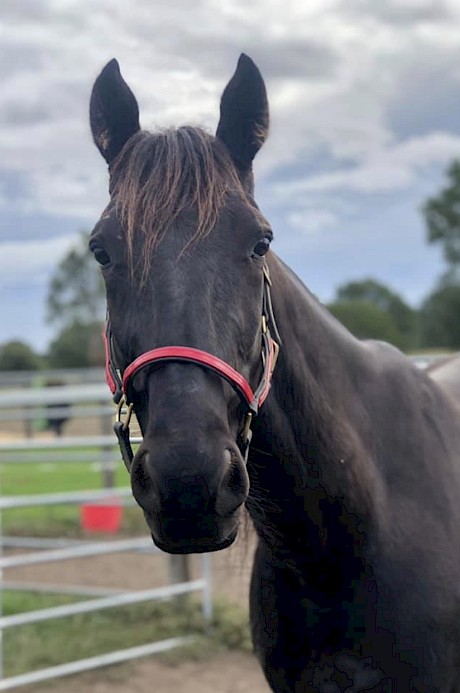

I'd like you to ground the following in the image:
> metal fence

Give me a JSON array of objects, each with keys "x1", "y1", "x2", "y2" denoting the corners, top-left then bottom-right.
[
  {"x1": 0, "y1": 354, "x2": 446, "y2": 688},
  {"x1": 0, "y1": 374, "x2": 212, "y2": 690}
]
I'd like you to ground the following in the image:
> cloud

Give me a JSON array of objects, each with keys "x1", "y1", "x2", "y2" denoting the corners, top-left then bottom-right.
[
  {"x1": 341, "y1": 0, "x2": 456, "y2": 26},
  {"x1": 288, "y1": 208, "x2": 338, "y2": 234},
  {"x1": 2, "y1": 0, "x2": 459, "y2": 222},
  {"x1": 274, "y1": 132, "x2": 460, "y2": 196},
  {"x1": 386, "y1": 49, "x2": 460, "y2": 139},
  {"x1": 0, "y1": 0, "x2": 345, "y2": 228},
  {"x1": 0, "y1": 0, "x2": 50, "y2": 22}
]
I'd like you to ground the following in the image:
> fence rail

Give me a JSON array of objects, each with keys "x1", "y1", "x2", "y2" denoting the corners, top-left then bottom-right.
[
  {"x1": 0, "y1": 535, "x2": 152, "y2": 569},
  {"x1": 0, "y1": 580, "x2": 206, "y2": 629},
  {"x1": 0, "y1": 368, "x2": 105, "y2": 388},
  {"x1": 0, "y1": 383, "x2": 108, "y2": 407},
  {"x1": 0, "y1": 436, "x2": 139, "y2": 452}
]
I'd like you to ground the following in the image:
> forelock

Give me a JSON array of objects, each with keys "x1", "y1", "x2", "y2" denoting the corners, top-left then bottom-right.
[{"x1": 108, "y1": 127, "x2": 247, "y2": 282}]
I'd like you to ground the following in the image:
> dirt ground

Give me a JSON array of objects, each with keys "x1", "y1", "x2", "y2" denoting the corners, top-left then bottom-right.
[
  {"x1": 25, "y1": 652, "x2": 269, "y2": 693},
  {"x1": 8, "y1": 531, "x2": 271, "y2": 693}
]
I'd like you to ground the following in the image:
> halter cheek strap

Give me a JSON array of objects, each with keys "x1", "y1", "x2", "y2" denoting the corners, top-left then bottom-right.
[{"x1": 105, "y1": 264, "x2": 280, "y2": 471}]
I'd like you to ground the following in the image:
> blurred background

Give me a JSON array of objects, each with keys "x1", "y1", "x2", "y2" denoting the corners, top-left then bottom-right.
[
  {"x1": 2, "y1": 0, "x2": 460, "y2": 358},
  {"x1": 1, "y1": 0, "x2": 460, "y2": 690}
]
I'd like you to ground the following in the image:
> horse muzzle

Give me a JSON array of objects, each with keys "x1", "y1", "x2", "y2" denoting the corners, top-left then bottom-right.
[{"x1": 130, "y1": 441, "x2": 249, "y2": 553}]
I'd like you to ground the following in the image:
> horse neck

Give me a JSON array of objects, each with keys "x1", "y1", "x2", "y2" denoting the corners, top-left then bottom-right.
[{"x1": 249, "y1": 255, "x2": 379, "y2": 546}]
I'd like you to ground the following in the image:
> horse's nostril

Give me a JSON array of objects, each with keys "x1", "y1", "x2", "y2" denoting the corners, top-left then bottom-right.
[
  {"x1": 133, "y1": 450, "x2": 153, "y2": 492},
  {"x1": 216, "y1": 449, "x2": 249, "y2": 516},
  {"x1": 138, "y1": 465, "x2": 151, "y2": 493},
  {"x1": 130, "y1": 448, "x2": 161, "y2": 513}
]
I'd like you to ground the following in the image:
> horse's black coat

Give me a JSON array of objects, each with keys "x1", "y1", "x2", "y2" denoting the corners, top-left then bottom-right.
[{"x1": 89, "y1": 55, "x2": 460, "y2": 691}]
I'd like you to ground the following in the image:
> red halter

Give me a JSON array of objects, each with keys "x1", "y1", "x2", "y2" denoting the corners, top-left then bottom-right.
[{"x1": 104, "y1": 264, "x2": 280, "y2": 469}]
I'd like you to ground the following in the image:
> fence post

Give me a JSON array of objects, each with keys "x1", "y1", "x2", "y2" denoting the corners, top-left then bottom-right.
[
  {"x1": 201, "y1": 554, "x2": 213, "y2": 622},
  {"x1": 169, "y1": 555, "x2": 191, "y2": 584}
]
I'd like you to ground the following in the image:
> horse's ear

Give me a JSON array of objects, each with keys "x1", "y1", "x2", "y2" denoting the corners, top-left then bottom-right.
[
  {"x1": 216, "y1": 54, "x2": 269, "y2": 172},
  {"x1": 90, "y1": 59, "x2": 140, "y2": 165}
]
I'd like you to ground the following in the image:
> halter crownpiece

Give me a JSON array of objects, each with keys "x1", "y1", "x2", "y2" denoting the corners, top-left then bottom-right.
[{"x1": 104, "y1": 264, "x2": 281, "y2": 471}]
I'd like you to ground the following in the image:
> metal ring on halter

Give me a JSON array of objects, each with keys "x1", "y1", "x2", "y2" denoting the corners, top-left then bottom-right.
[{"x1": 116, "y1": 396, "x2": 133, "y2": 431}]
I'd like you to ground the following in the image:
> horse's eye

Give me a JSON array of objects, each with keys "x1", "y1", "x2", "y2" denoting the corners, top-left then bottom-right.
[
  {"x1": 252, "y1": 237, "x2": 271, "y2": 258},
  {"x1": 91, "y1": 246, "x2": 111, "y2": 267}
]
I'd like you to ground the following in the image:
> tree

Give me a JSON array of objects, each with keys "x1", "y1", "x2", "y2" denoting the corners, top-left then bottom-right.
[
  {"x1": 423, "y1": 160, "x2": 460, "y2": 267},
  {"x1": 0, "y1": 340, "x2": 42, "y2": 371},
  {"x1": 419, "y1": 277, "x2": 460, "y2": 350},
  {"x1": 48, "y1": 320, "x2": 105, "y2": 368},
  {"x1": 327, "y1": 300, "x2": 405, "y2": 348},
  {"x1": 334, "y1": 278, "x2": 418, "y2": 349},
  {"x1": 46, "y1": 233, "x2": 106, "y2": 368},
  {"x1": 46, "y1": 232, "x2": 105, "y2": 329}
]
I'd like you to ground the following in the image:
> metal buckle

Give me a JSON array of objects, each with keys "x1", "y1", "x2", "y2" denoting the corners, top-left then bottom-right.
[
  {"x1": 242, "y1": 412, "x2": 253, "y2": 444},
  {"x1": 239, "y1": 412, "x2": 253, "y2": 464},
  {"x1": 261, "y1": 315, "x2": 268, "y2": 334},
  {"x1": 114, "y1": 395, "x2": 135, "y2": 472},
  {"x1": 116, "y1": 395, "x2": 134, "y2": 431}
]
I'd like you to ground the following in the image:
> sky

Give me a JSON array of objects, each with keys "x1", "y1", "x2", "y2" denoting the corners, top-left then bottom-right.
[{"x1": 2, "y1": 0, "x2": 460, "y2": 351}]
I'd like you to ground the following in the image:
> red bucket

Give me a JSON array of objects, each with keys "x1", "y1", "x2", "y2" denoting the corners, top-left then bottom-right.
[{"x1": 81, "y1": 503, "x2": 123, "y2": 533}]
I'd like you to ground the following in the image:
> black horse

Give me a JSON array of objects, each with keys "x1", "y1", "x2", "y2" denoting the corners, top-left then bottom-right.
[{"x1": 89, "y1": 55, "x2": 460, "y2": 691}]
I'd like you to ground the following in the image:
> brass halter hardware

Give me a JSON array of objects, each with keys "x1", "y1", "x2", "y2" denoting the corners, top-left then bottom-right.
[{"x1": 116, "y1": 396, "x2": 133, "y2": 431}]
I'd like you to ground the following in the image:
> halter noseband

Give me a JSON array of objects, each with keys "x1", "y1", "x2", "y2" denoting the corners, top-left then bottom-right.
[{"x1": 104, "y1": 264, "x2": 280, "y2": 471}]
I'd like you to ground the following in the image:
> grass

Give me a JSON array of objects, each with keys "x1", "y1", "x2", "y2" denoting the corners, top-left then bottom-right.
[
  {"x1": 0, "y1": 452, "x2": 128, "y2": 495},
  {"x1": 0, "y1": 454, "x2": 147, "y2": 536},
  {"x1": 2, "y1": 591, "x2": 251, "y2": 677}
]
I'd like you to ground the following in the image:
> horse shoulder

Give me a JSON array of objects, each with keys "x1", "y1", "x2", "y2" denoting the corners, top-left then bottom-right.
[
  {"x1": 359, "y1": 339, "x2": 460, "y2": 600},
  {"x1": 352, "y1": 339, "x2": 460, "y2": 559},
  {"x1": 359, "y1": 340, "x2": 460, "y2": 454}
]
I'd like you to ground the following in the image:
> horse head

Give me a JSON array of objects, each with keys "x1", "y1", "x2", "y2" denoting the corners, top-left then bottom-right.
[{"x1": 89, "y1": 55, "x2": 274, "y2": 553}]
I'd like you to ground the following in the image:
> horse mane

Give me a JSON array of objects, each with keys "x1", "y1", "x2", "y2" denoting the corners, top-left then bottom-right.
[{"x1": 109, "y1": 126, "x2": 245, "y2": 281}]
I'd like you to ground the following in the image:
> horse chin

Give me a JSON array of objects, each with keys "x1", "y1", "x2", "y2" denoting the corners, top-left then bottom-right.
[{"x1": 150, "y1": 526, "x2": 239, "y2": 554}]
